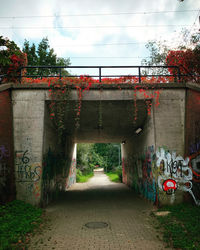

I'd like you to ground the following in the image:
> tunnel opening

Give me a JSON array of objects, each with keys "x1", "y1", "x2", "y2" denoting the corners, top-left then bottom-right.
[
  {"x1": 76, "y1": 143, "x2": 122, "y2": 183},
  {"x1": 41, "y1": 99, "x2": 151, "y2": 207}
]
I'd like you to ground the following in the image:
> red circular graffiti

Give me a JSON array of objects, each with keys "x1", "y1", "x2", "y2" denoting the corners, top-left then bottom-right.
[{"x1": 163, "y1": 179, "x2": 177, "y2": 192}]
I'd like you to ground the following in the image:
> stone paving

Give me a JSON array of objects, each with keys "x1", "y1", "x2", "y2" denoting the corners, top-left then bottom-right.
[{"x1": 29, "y1": 169, "x2": 172, "y2": 250}]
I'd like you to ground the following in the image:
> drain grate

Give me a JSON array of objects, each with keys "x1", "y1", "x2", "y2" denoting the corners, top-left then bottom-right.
[{"x1": 84, "y1": 222, "x2": 108, "y2": 229}]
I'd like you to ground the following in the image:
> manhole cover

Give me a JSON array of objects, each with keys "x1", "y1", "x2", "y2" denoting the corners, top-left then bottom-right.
[{"x1": 85, "y1": 222, "x2": 108, "y2": 229}]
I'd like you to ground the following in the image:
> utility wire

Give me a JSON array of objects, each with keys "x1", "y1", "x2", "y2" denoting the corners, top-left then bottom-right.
[
  {"x1": 182, "y1": 9, "x2": 200, "y2": 47},
  {"x1": 0, "y1": 9, "x2": 199, "y2": 18},
  {"x1": 0, "y1": 24, "x2": 191, "y2": 29},
  {"x1": 69, "y1": 56, "x2": 150, "y2": 58},
  {"x1": 53, "y1": 42, "x2": 146, "y2": 47}
]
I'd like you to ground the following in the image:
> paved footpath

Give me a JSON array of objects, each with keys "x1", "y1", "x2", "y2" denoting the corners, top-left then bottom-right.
[{"x1": 29, "y1": 169, "x2": 172, "y2": 250}]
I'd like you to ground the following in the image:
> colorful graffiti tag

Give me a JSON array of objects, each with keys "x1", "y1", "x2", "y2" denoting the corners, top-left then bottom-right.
[
  {"x1": 140, "y1": 146, "x2": 157, "y2": 203},
  {"x1": 189, "y1": 151, "x2": 200, "y2": 203},
  {"x1": 156, "y1": 148, "x2": 200, "y2": 206},
  {"x1": 66, "y1": 158, "x2": 76, "y2": 189},
  {"x1": 122, "y1": 146, "x2": 158, "y2": 204}
]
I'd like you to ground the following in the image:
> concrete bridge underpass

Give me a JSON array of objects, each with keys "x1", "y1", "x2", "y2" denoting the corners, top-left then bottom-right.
[{"x1": 0, "y1": 81, "x2": 200, "y2": 207}]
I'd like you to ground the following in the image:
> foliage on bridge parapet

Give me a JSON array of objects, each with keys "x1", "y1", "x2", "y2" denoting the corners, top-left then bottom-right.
[
  {"x1": 0, "y1": 36, "x2": 27, "y2": 83},
  {"x1": 166, "y1": 49, "x2": 200, "y2": 83}
]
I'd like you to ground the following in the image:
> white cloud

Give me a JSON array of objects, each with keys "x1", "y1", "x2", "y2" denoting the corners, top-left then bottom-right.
[{"x1": 0, "y1": 0, "x2": 199, "y2": 68}]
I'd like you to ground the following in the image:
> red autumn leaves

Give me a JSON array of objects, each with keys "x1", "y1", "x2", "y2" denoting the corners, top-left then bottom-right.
[{"x1": 166, "y1": 49, "x2": 200, "y2": 82}]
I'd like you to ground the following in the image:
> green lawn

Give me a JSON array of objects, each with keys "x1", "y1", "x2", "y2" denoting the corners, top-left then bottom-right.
[
  {"x1": 154, "y1": 203, "x2": 200, "y2": 249},
  {"x1": 106, "y1": 172, "x2": 120, "y2": 182},
  {"x1": 0, "y1": 200, "x2": 43, "y2": 250},
  {"x1": 76, "y1": 172, "x2": 94, "y2": 183}
]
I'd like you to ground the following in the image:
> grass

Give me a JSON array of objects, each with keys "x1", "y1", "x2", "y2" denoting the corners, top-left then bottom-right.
[
  {"x1": 76, "y1": 172, "x2": 94, "y2": 183},
  {"x1": 0, "y1": 200, "x2": 43, "y2": 250},
  {"x1": 154, "y1": 203, "x2": 200, "y2": 249},
  {"x1": 106, "y1": 172, "x2": 121, "y2": 182}
]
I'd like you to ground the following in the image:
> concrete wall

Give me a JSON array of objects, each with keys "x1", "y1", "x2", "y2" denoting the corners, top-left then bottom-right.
[
  {"x1": 122, "y1": 89, "x2": 190, "y2": 206},
  {"x1": 41, "y1": 102, "x2": 62, "y2": 206},
  {"x1": 12, "y1": 89, "x2": 77, "y2": 206},
  {"x1": 0, "y1": 88, "x2": 15, "y2": 203},
  {"x1": 12, "y1": 90, "x2": 45, "y2": 206},
  {"x1": 122, "y1": 106, "x2": 158, "y2": 204},
  {"x1": 42, "y1": 132, "x2": 76, "y2": 206}
]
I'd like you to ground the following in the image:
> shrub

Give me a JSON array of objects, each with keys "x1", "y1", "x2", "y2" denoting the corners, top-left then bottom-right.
[{"x1": 0, "y1": 36, "x2": 27, "y2": 83}]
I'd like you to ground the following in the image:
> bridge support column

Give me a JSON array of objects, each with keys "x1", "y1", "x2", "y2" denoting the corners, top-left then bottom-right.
[
  {"x1": 12, "y1": 90, "x2": 45, "y2": 206},
  {"x1": 122, "y1": 89, "x2": 187, "y2": 206}
]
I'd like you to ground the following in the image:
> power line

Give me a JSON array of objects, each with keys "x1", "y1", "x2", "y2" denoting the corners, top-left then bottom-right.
[
  {"x1": 0, "y1": 24, "x2": 191, "y2": 30},
  {"x1": 0, "y1": 9, "x2": 198, "y2": 19},
  {"x1": 53, "y1": 42, "x2": 146, "y2": 47},
  {"x1": 177, "y1": 9, "x2": 200, "y2": 48},
  {"x1": 69, "y1": 56, "x2": 150, "y2": 58}
]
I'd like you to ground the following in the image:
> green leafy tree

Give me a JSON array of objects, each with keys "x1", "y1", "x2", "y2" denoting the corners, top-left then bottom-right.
[
  {"x1": 92, "y1": 143, "x2": 120, "y2": 172},
  {"x1": 77, "y1": 143, "x2": 121, "y2": 173},
  {"x1": 23, "y1": 40, "x2": 38, "y2": 75},
  {"x1": 141, "y1": 40, "x2": 169, "y2": 75},
  {"x1": 22, "y1": 37, "x2": 70, "y2": 76}
]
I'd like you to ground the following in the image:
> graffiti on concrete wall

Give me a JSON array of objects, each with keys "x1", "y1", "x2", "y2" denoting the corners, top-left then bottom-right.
[
  {"x1": 126, "y1": 146, "x2": 200, "y2": 206},
  {"x1": 189, "y1": 151, "x2": 200, "y2": 204},
  {"x1": 123, "y1": 145, "x2": 158, "y2": 204},
  {"x1": 0, "y1": 145, "x2": 10, "y2": 160},
  {"x1": 15, "y1": 150, "x2": 42, "y2": 182},
  {"x1": 122, "y1": 157, "x2": 128, "y2": 184},
  {"x1": 190, "y1": 141, "x2": 200, "y2": 155},
  {"x1": 141, "y1": 145, "x2": 157, "y2": 203},
  {"x1": 156, "y1": 148, "x2": 200, "y2": 206},
  {"x1": 66, "y1": 158, "x2": 76, "y2": 189},
  {"x1": 189, "y1": 121, "x2": 200, "y2": 155},
  {"x1": 0, "y1": 145, "x2": 10, "y2": 191}
]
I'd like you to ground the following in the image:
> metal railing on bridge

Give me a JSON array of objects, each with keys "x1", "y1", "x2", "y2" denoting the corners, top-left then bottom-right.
[{"x1": 1, "y1": 65, "x2": 199, "y2": 84}]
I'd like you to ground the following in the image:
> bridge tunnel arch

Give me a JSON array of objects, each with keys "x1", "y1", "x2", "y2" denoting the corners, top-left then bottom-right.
[
  {"x1": 41, "y1": 98, "x2": 151, "y2": 205},
  {"x1": 12, "y1": 86, "x2": 187, "y2": 207}
]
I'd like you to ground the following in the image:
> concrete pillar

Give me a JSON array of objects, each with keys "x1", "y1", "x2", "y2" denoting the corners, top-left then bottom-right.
[
  {"x1": 12, "y1": 90, "x2": 45, "y2": 206},
  {"x1": 121, "y1": 89, "x2": 188, "y2": 206}
]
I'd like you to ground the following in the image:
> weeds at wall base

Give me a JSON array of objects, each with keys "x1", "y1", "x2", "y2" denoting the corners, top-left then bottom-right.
[
  {"x1": 153, "y1": 203, "x2": 200, "y2": 249},
  {"x1": 0, "y1": 200, "x2": 43, "y2": 250}
]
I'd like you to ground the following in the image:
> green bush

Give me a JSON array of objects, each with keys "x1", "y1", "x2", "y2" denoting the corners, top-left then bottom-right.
[
  {"x1": 116, "y1": 166, "x2": 122, "y2": 182},
  {"x1": 106, "y1": 167, "x2": 122, "y2": 183},
  {"x1": 76, "y1": 169, "x2": 94, "y2": 183}
]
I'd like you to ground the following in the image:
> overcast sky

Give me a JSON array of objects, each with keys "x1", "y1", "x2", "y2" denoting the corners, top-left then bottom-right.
[{"x1": 0, "y1": 0, "x2": 199, "y2": 76}]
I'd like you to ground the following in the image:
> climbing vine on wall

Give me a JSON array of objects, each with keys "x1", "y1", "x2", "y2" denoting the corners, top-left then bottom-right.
[{"x1": 21, "y1": 75, "x2": 177, "y2": 138}]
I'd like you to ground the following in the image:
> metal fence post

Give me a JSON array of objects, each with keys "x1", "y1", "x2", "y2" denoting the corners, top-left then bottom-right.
[
  {"x1": 138, "y1": 66, "x2": 141, "y2": 83},
  {"x1": 59, "y1": 68, "x2": 62, "y2": 79},
  {"x1": 99, "y1": 67, "x2": 102, "y2": 83}
]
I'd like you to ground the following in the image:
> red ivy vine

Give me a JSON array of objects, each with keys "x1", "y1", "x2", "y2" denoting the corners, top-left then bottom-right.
[
  {"x1": 0, "y1": 36, "x2": 27, "y2": 83},
  {"x1": 166, "y1": 50, "x2": 200, "y2": 83},
  {"x1": 23, "y1": 75, "x2": 164, "y2": 142}
]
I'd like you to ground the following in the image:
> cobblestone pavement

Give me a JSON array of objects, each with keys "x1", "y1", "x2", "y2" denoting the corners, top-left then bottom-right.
[{"x1": 29, "y1": 170, "x2": 172, "y2": 250}]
